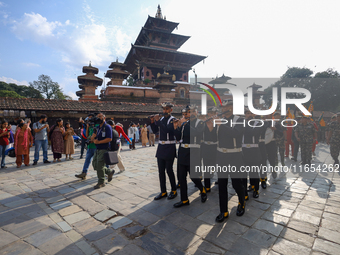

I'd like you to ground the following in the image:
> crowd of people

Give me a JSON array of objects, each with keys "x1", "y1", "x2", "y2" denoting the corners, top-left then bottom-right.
[{"x1": 150, "y1": 101, "x2": 340, "y2": 223}]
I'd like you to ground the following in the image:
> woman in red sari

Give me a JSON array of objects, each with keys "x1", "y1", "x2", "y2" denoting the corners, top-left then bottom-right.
[
  {"x1": 14, "y1": 122, "x2": 33, "y2": 168},
  {"x1": 49, "y1": 118, "x2": 65, "y2": 162}
]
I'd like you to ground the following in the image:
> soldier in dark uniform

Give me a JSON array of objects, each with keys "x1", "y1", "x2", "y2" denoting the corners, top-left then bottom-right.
[
  {"x1": 258, "y1": 115, "x2": 270, "y2": 189},
  {"x1": 265, "y1": 114, "x2": 278, "y2": 178},
  {"x1": 291, "y1": 116, "x2": 302, "y2": 162},
  {"x1": 153, "y1": 102, "x2": 177, "y2": 200},
  {"x1": 172, "y1": 105, "x2": 207, "y2": 207},
  {"x1": 214, "y1": 99, "x2": 246, "y2": 223},
  {"x1": 273, "y1": 112, "x2": 286, "y2": 166},
  {"x1": 176, "y1": 108, "x2": 188, "y2": 190},
  {"x1": 326, "y1": 115, "x2": 337, "y2": 142},
  {"x1": 295, "y1": 116, "x2": 317, "y2": 166},
  {"x1": 327, "y1": 113, "x2": 340, "y2": 165},
  {"x1": 243, "y1": 108, "x2": 262, "y2": 198},
  {"x1": 201, "y1": 107, "x2": 218, "y2": 192}
]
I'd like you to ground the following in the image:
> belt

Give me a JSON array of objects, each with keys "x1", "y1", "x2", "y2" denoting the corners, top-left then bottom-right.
[
  {"x1": 203, "y1": 141, "x2": 218, "y2": 145},
  {"x1": 242, "y1": 144, "x2": 259, "y2": 148},
  {"x1": 259, "y1": 139, "x2": 265, "y2": 142},
  {"x1": 181, "y1": 144, "x2": 200, "y2": 148},
  {"x1": 159, "y1": 140, "x2": 176, "y2": 145},
  {"x1": 217, "y1": 147, "x2": 242, "y2": 153}
]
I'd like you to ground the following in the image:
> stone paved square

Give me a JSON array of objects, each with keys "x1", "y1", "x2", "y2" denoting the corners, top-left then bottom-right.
[{"x1": 0, "y1": 144, "x2": 339, "y2": 255}]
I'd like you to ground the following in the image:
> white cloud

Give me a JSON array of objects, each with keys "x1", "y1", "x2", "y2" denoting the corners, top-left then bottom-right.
[
  {"x1": 67, "y1": 91, "x2": 77, "y2": 100},
  {"x1": 12, "y1": 13, "x2": 63, "y2": 42},
  {"x1": 9, "y1": 10, "x2": 131, "y2": 68},
  {"x1": 23, "y1": 62, "x2": 40, "y2": 67},
  {"x1": 0, "y1": 76, "x2": 29, "y2": 86}
]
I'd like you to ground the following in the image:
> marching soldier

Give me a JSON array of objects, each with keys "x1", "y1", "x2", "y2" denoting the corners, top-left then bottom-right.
[
  {"x1": 201, "y1": 107, "x2": 218, "y2": 192},
  {"x1": 295, "y1": 116, "x2": 317, "y2": 166},
  {"x1": 273, "y1": 112, "x2": 286, "y2": 166},
  {"x1": 176, "y1": 108, "x2": 188, "y2": 190},
  {"x1": 325, "y1": 115, "x2": 337, "y2": 141},
  {"x1": 291, "y1": 116, "x2": 302, "y2": 162},
  {"x1": 243, "y1": 108, "x2": 262, "y2": 198},
  {"x1": 153, "y1": 102, "x2": 177, "y2": 200},
  {"x1": 172, "y1": 105, "x2": 207, "y2": 208},
  {"x1": 214, "y1": 99, "x2": 246, "y2": 223},
  {"x1": 327, "y1": 113, "x2": 340, "y2": 165},
  {"x1": 258, "y1": 115, "x2": 270, "y2": 189},
  {"x1": 265, "y1": 114, "x2": 278, "y2": 178}
]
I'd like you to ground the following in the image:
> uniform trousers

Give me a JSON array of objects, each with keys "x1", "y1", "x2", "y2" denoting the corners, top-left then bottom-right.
[
  {"x1": 178, "y1": 164, "x2": 204, "y2": 201},
  {"x1": 218, "y1": 177, "x2": 245, "y2": 213},
  {"x1": 157, "y1": 157, "x2": 176, "y2": 193},
  {"x1": 330, "y1": 142, "x2": 340, "y2": 161}
]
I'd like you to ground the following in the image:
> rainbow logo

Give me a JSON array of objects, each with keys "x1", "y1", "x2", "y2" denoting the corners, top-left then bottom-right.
[{"x1": 198, "y1": 82, "x2": 222, "y2": 106}]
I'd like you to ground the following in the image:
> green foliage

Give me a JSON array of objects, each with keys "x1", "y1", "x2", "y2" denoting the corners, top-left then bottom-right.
[
  {"x1": 29, "y1": 74, "x2": 70, "y2": 100},
  {"x1": 143, "y1": 78, "x2": 150, "y2": 85},
  {"x1": 263, "y1": 67, "x2": 340, "y2": 112},
  {"x1": 0, "y1": 90, "x2": 25, "y2": 98},
  {"x1": 0, "y1": 81, "x2": 43, "y2": 98},
  {"x1": 126, "y1": 75, "x2": 134, "y2": 86}
]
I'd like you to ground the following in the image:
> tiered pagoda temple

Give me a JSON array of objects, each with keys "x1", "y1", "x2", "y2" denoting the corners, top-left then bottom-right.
[
  {"x1": 76, "y1": 63, "x2": 103, "y2": 102},
  {"x1": 124, "y1": 5, "x2": 206, "y2": 84}
]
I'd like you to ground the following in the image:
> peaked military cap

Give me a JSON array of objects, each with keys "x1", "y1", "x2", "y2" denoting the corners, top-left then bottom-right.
[
  {"x1": 208, "y1": 106, "x2": 218, "y2": 112},
  {"x1": 161, "y1": 102, "x2": 174, "y2": 108},
  {"x1": 185, "y1": 104, "x2": 197, "y2": 111},
  {"x1": 182, "y1": 108, "x2": 187, "y2": 113},
  {"x1": 221, "y1": 99, "x2": 233, "y2": 106},
  {"x1": 244, "y1": 107, "x2": 251, "y2": 113}
]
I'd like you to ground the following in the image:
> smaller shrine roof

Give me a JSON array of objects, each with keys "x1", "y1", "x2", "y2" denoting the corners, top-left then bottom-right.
[
  {"x1": 82, "y1": 65, "x2": 99, "y2": 74},
  {"x1": 208, "y1": 74, "x2": 232, "y2": 84}
]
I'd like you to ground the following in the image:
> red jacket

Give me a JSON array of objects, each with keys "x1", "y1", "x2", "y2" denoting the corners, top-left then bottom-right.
[{"x1": 114, "y1": 125, "x2": 129, "y2": 141}]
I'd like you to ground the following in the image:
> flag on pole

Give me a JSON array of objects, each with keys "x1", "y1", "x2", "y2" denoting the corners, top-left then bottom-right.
[
  {"x1": 308, "y1": 101, "x2": 314, "y2": 115},
  {"x1": 286, "y1": 107, "x2": 294, "y2": 119},
  {"x1": 318, "y1": 112, "x2": 326, "y2": 127}
]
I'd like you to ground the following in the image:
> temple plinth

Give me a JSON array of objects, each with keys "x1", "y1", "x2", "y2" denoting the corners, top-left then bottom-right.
[{"x1": 76, "y1": 63, "x2": 103, "y2": 101}]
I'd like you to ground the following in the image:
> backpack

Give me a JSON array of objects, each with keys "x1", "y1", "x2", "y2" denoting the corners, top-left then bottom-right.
[{"x1": 109, "y1": 129, "x2": 120, "y2": 151}]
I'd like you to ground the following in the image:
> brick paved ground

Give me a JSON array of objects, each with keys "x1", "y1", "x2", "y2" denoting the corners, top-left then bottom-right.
[{"x1": 0, "y1": 143, "x2": 339, "y2": 254}]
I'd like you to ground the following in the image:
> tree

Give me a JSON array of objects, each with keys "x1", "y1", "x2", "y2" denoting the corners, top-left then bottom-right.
[
  {"x1": 0, "y1": 90, "x2": 24, "y2": 98},
  {"x1": 29, "y1": 74, "x2": 70, "y2": 100},
  {"x1": 125, "y1": 75, "x2": 134, "y2": 86},
  {"x1": 263, "y1": 67, "x2": 313, "y2": 108},
  {"x1": 0, "y1": 81, "x2": 43, "y2": 98}
]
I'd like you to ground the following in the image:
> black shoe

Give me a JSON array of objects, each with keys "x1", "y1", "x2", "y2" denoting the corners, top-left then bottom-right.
[
  {"x1": 176, "y1": 183, "x2": 180, "y2": 189},
  {"x1": 291, "y1": 157, "x2": 297, "y2": 162},
  {"x1": 245, "y1": 195, "x2": 249, "y2": 201},
  {"x1": 215, "y1": 212, "x2": 229, "y2": 223},
  {"x1": 261, "y1": 181, "x2": 267, "y2": 189},
  {"x1": 173, "y1": 201, "x2": 190, "y2": 208},
  {"x1": 33, "y1": 161, "x2": 37, "y2": 165},
  {"x1": 253, "y1": 190, "x2": 259, "y2": 198},
  {"x1": 215, "y1": 181, "x2": 219, "y2": 185},
  {"x1": 334, "y1": 160, "x2": 340, "y2": 166},
  {"x1": 236, "y1": 203, "x2": 245, "y2": 216},
  {"x1": 94, "y1": 183, "x2": 105, "y2": 189},
  {"x1": 44, "y1": 160, "x2": 51, "y2": 164},
  {"x1": 152, "y1": 145, "x2": 155, "y2": 146},
  {"x1": 167, "y1": 191, "x2": 177, "y2": 200},
  {"x1": 154, "y1": 192, "x2": 167, "y2": 200},
  {"x1": 201, "y1": 192, "x2": 207, "y2": 203},
  {"x1": 80, "y1": 156, "x2": 83, "y2": 159},
  {"x1": 108, "y1": 169, "x2": 115, "y2": 182}
]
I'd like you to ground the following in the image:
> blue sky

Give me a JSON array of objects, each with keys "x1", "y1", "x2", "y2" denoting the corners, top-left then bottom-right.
[{"x1": 1, "y1": 0, "x2": 340, "y2": 99}]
